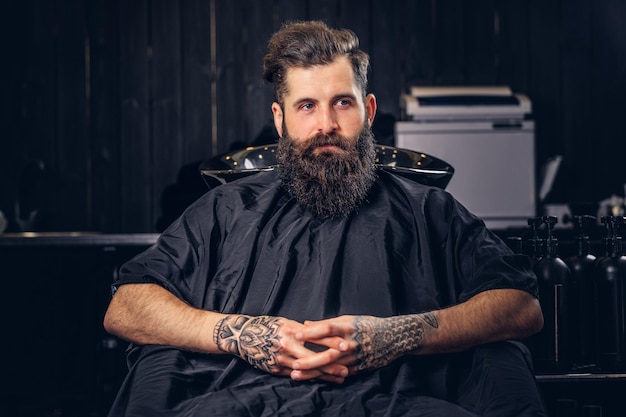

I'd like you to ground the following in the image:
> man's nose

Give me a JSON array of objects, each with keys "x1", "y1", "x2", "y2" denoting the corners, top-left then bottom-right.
[{"x1": 318, "y1": 107, "x2": 338, "y2": 133}]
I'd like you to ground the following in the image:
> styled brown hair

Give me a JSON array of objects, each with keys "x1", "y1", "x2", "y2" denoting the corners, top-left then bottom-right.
[{"x1": 262, "y1": 21, "x2": 370, "y2": 105}]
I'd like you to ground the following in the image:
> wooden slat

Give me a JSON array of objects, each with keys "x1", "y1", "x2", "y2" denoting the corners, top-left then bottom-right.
[
  {"x1": 273, "y1": 0, "x2": 308, "y2": 25},
  {"x1": 242, "y1": 0, "x2": 276, "y2": 145},
  {"x1": 0, "y1": 1, "x2": 27, "y2": 232},
  {"x1": 496, "y1": 0, "x2": 531, "y2": 93},
  {"x1": 432, "y1": 0, "x2": 465, "y2": 85},
  {"x1": 56, "y1": 0, "x2": 89, "y2": 231},
  {"x1": 214, "y1": 0, "x2": 246, "y2": 153},
  {"x1": 528, "y1": 1, "x2": 561, "y2": 177},
  {"x1": 369, "y1": 0, "x2": 402, "y2": 116},
  {"x1": 85, "y1": 0, "x2": 122, "y2": 232},
  {"x1": 308, "y1": 0, "x2": 339, "y2": 24},
  {"x1": 403, "y1": 0, "x2": 435, "y2": 88},
  {"x1": 119, "y1": 0, "x2": 152, "y2": 232},
  {"x1": 16, "y1": 0, "x2": 59, "y2": 232},
  {"x1": 559, "y1": 0, "x2": 593, "y2": 203},
  {"x1": 337, "y1": 0, "x2": 371, "y2": 59},
  {"x1": 463, "y1": 0, "x2": 496, "y2": 84},
  {"x1": 589, "y1": 0, "x2": 626, "y2": 202},
  {"x1": 151, "y1": 0, "x2": 184, "y2": 231},
  {"x1": 181, "y1": 0, "x2": 214, "y2": 161}
]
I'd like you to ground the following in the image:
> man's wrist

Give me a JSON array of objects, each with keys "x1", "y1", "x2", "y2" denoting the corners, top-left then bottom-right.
[
  {"x1": 213, "y1": 315, "x2": 284, "y2": 373},
  {"x1": 213, "y1": 314, "x2": 251, "y2": 355},
  {"x1": 352, "y1": 313, "x2": 440, "y2": 370}
]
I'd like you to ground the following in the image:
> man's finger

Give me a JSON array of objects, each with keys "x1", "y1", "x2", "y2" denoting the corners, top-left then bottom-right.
[
  {"x1": 292, "y1": 348, "x2": 344, "y2": 370},
  {"x1": 290, "y1": 368, "x2": 347, "y2": 384}
]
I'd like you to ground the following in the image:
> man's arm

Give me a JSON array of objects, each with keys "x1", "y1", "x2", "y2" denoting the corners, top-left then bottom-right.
[
  {"x1": 412, "y1": 288, "x2": 543, "y2": 354},
  {"x1": 290, "y1": 288, "x2": 543, "y2": 379},
  {"x1": 103, "y1": 283, "x2": 223, "y2": 353},
  {"x1": 103, "y1": 283, "x2": 349, "y2": 382}
]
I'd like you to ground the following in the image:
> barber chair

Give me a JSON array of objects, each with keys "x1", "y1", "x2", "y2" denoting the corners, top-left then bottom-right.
[{"x1": 199, "y1": 144, "x2": 454, "y2": 190}]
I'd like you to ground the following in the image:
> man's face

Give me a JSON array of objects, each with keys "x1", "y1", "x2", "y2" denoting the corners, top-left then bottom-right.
[
  {"x1": 271, "y1": 56, "x2": 376, "y2": 151},
  {"x1": 272, "y1": 56, "x2": 378, "y2": 219}
]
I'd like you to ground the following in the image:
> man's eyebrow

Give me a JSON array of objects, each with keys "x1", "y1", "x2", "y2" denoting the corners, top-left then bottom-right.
[
  {"x1": 332, "y1": 92, "x2": 358, "y2": 102},
  {"x1": 291, "y1": 93, "x2": 358, "y2": 108}
]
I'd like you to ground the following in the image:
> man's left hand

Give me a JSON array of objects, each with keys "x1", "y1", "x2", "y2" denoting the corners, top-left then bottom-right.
[{"x1": 291, "y1": 314, "x2": 433, "y2": 380}]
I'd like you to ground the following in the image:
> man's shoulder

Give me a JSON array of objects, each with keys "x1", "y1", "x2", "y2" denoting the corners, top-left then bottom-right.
[
  {"x1": 375, "y1": 169, "x2": 451, "y2": 201},
  {"x1": 184, "y1": 170, "x2": 282, "y2": 213},
  {"x1": 217, "y1": 170, "x2": 281, "y2": 191},
  {"x1": 201, "y1": 170, "x2": 281, "y2": 197},
  {"x1": 374, "y1": 169, "x2": 470, "y2": 221}
]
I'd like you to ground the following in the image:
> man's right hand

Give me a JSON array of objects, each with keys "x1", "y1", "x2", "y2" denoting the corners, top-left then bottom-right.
[{"x1": 213, "y1": 314, "x2": 349, "y2": 383}]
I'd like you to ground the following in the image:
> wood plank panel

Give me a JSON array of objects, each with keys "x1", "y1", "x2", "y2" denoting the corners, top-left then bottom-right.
[
  {"x1": 432, "y1": 0, "x2": 465, "y2": 85},
  {"x1": 589, "y1": 0, "x2": 626, "y2": 202},
  {"x1": 559, "y1": 0, "x2": 593, "y2": 204},
  {"x1": 308, "y1": 0, "x2": 340, "y2": 24},
  {"x1": 214, "y1": 0, "x2": 246, "y2": 153},
  {"x1": 273, "y1": 0, "x2": 309, "y2": 25},
  {"x1": 464, "y1": 0, "x2": 496, "y2": 84},
  {"x1": 528, "y1": 1, "x2": 561, "y2": 179},
  {"x1": 403, "y1": 0, "x2": 435, "y2": 88},
  {"x1": 86, "y1": 0, "x2": 122, "y2": 232},
  {"x1": 497, "y1": 0, "x2": 531, "y2": 93},
  {"x1": 337, "y1": 0, "x2": 371, "y2": 59},
  {"x1": 242, "y1": 0, "x2": 276, "y2": 145},
  {"x1": 56, "y1": 0, "x2": 90, "y2": 231},
  {"x1": 0, "y1": 1, "x2": 28, "y2": 232},
  {"x1": 16, "y1": 0, "x2": 60, "y2": 232},
  {"x1": 3, "y1": 0, "x2": 626, "y2": 235},
  {"x1": 119, "y1": 0, "x2": 152, "y2": 232},
  {"x1": 369, "y1": 0, "x2": 402, "y2": 116},
  {"x1": 151, "y1": 0, "x2": 184, "y2": 231},
  {"x1": 181, "y1": 0, "x2": 214, "y2": 161}
]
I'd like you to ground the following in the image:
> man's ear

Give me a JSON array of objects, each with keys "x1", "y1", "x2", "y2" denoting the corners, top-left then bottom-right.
[
  {"x1": 365, "y1": 94, "x2": 377, "y2": 128},
  {"x1": 271, "y1": 102, "x2": 284, "y2": 137}
]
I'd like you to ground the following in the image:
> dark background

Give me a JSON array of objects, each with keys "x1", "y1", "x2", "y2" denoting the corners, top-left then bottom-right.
[{"x1": 1, "y1": 0, "x2": 625, "y2": 234}]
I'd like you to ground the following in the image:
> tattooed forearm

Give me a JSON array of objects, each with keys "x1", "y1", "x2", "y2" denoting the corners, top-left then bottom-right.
[
  {"x1": 352, "y1": 313, "x2": 439, "y2": 371},
  {"x1": 213, "y1": 315, "x2": 284, "y2": 373}
]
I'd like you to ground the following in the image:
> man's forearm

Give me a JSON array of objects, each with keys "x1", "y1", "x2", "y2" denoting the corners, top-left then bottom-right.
[
  {"x1": 351, "y1": 314, "x2": 439, "y2": 370},
  {"x1": 103, "y1": 283, "x2": 225, "y2": 353},
  {"x1": 409, "y1": 288, "x2": 543, "y2": 355}
]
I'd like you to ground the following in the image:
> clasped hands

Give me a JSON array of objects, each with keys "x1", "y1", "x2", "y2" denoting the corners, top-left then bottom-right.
[
  {"x1": 214, "y1": 314, "x2": 404, "y2": 384},
  {"x1": 290, "y1": 315, "x2": 380, "y2": 384}
]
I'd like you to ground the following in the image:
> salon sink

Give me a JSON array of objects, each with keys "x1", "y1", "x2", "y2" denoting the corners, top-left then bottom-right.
[{"x1": 199, "y1": 144, "x2": 454, "y2": 190}]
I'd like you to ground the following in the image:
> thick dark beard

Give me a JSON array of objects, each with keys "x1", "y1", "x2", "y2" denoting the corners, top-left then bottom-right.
[{"x1": 276, "y1": 122, "x2": 377, "y2": 219}]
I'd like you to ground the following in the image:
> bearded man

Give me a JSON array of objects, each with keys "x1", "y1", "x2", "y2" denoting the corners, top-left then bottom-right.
[{"x1": 104, "y1": 21, "x2": 547, "y2": 417}]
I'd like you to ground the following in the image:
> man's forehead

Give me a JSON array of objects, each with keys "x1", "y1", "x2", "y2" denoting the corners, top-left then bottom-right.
[{"x1": 282, "y1": 57, "x2": 359, "y2": 101}]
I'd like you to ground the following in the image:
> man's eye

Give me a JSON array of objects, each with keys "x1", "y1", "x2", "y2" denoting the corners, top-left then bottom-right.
[
  {"x1": 301, "y1": 103, "x2": 314, "y2": 110},
  {"x1": 337, "y1": 99, "x2": 351, "y2": 107}
]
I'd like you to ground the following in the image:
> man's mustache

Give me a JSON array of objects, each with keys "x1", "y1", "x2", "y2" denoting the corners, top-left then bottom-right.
[{"x1": 301, "y1": 133, "x2": 351, "y2": 155}]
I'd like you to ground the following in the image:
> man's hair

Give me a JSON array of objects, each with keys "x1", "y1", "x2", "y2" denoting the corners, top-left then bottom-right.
[{"x1": 262, "y1": 20, "x2": 370, "y2": 105}]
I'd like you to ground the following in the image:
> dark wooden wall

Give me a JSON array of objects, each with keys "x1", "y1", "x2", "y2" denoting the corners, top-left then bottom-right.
[{"x1": 2, "y1": 0, "x2": 625, "y2": 233}]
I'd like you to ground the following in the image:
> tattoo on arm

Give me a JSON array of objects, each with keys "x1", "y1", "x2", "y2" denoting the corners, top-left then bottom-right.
[
  {"x1": 353, "y1": 313, "x2": 439, "y2": 371},
  {"x1": 213, "y1": 315, "x2": 284, "y2": 373}
]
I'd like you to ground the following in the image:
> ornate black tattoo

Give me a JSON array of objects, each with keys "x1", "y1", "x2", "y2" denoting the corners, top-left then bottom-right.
[
  {"x1": 213, "y1": 315, "x2": 284, "y2": 373},
  {"x1": 421, "y1": 312, "x2": 439, "y2": 329},
  {"x1": 352, "y1": 313, "x2": 439, "y2": 371}
]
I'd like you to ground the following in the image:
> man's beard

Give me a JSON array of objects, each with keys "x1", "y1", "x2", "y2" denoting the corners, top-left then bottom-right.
[{"x1": 276, "y1": 121, "x2": 377, "y2": 219}]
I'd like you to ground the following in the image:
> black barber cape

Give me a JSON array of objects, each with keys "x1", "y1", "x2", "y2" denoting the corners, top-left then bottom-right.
[{"x1": 109, "y1": 170, "x2": 544, "y2": 417}]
